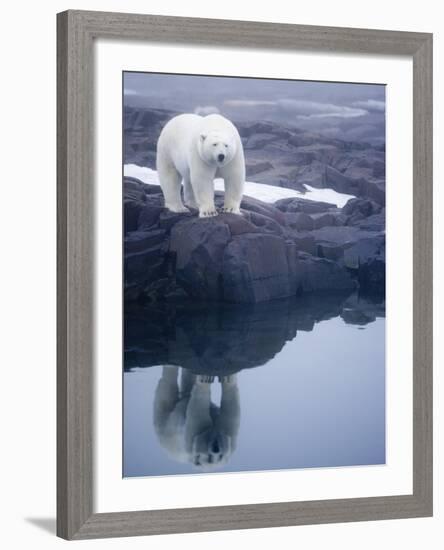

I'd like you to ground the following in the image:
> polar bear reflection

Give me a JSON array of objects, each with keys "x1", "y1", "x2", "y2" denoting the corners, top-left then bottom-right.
[{"x1": 154, "y1": 366, "x2": 240, "y2": 469}]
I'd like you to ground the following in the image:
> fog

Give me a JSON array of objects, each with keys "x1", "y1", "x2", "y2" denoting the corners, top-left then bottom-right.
[{"x1": 124, "y1": 71, "x2": 385, "y2": 144}]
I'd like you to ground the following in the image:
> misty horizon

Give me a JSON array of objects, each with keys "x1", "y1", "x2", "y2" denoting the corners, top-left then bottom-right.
[{"x1": 123, "y1": 71, "x2": 385, "y2": 145}]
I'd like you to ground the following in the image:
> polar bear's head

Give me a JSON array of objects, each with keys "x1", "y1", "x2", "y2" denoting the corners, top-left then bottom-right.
[
  {"x1": 190, "y1": 428, "x2": 233, "y2": 470},
  {"x1": 198, "y1": 131, "x2": 237, "y2": 168}
]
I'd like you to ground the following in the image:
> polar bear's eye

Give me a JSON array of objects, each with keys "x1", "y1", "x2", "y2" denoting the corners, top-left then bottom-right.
[
  {"x1": 224, "y1": 144, "x2": 228, "y2": 148},
  {"x1": 212, "y1": 143, "x2": 217, "y2": 147}
]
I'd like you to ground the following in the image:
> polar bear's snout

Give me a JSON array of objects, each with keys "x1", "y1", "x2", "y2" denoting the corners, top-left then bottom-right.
[{"x1": 217, "y1": 153, "x2": 225, "y2": 163}]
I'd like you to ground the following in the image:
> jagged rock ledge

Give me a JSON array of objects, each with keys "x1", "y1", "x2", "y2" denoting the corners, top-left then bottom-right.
[{"x1": 124, "y1": 177, "x2": 385, "y2": 304}]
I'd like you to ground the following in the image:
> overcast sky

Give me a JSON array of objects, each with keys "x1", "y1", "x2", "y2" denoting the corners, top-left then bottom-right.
[{"x1": 124, "y1": 72, "x2": 385, "y2": 145}]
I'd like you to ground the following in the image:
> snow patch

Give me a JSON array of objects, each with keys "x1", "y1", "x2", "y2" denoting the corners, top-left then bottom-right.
[{"x1": 124, "y1": 164, "x2": 355, "y2": 208}]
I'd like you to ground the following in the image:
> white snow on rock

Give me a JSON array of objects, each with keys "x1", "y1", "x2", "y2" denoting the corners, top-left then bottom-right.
[{"x1": 124, "y1": 164, "x2": 355, "y2": 208}]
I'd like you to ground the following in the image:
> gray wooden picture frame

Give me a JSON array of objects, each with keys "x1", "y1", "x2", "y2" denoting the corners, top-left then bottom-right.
[{"x1": 57, "y1": 9, "x2": 433, "y2": 540}]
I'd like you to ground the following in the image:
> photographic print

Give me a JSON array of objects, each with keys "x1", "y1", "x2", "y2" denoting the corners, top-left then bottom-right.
[{"x1": 123, "y1": 72, "x2": 386, "y2": 478}]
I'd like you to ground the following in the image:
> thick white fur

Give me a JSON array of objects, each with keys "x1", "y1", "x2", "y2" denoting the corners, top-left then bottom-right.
[
  {"x1": 156, "y1": 114, "x2": 245, "y2": 218},
  {"x1": 153, "y1": 366, "x2": 240, "y2": 469}
]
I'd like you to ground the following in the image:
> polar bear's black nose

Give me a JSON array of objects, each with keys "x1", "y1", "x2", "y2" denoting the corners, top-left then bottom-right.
[{"x1": 218, "y1": 153, "x2": 225, "y2": 162}]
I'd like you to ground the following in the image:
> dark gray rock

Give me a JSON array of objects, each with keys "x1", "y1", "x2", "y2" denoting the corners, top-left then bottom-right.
[
  {"x1": 309, "y1": 225, "x2": 381, "y2": 246},
  {"x1": 245, "y1": 133, "x2": 276, "y2": 150},
  {"x1": 359, "y1": 179, "x2": 385, "y2": 205},
  {"x1": 356, "y1": 211, "x2": 385, "y2": 231},
  {"x1": 289, "y1": 160, "x2": 326, "y2": 188},
  {"x1": 306, "y1": 226, "x2": 385, "y2": 276},
  {"x1": 343, "y1": 236, "x2": 385, "y2": 294},
  {"x1": 275, "y1": 197, "x2": 336, "y2": 214},
  {"x1": 342, "y1": 235, "x2": 385, "y2": 269},
  {"x1": 138, "y1": 200, "x2": 164, "y2": 230},
  {"x1": 240, "y1": 195, "x2": 286, "y2": 225},
  {"x1": 287, "y1": 133, "x2": 318, "y2": 147},
  {"x1": 124, "y1": 176, "x2": 160, "y2": 196},
  {"x1": 124, "y1": 242, "x2": 168, "y2": 298},
  {"x1": 316, "y1": 242, "x2": 345, "y2": 262},
  {"x1": 286, "y1": 249, "x2": 357, "y2": 293},
  {"x1": 159, "y1": 209, "x2": 194, "y2": 231},
  {"x1": 124, "y1": 200, "x2": 143, "y2": 234},
  {"x1": 238, "y1": 122, "x2": 277, "y2": 138},
  {"x1": 288, "y1": 234, "x2": 317, "y2": 256},
  {"x1": 324, "y1": 165, "x2": 360, "y2": 195},
  {"x1": 144, "y1": 183, "x2": 164, "y2": 195},
  {"x1": 285, "y1": 212, "x2": 314, "y2": 231},
  {"x1": 310, "y1": 212, "x2": 341, "y2": 229},
  {"x1": 222, "y1": 233, "x2": 291, "y2": 303},
  {"x1": 322, "y1": 166, "x2": 386, "y2": 205},
  {"x1": 216, "y1": 212, "x2": 259, "y2": 235},
  {"x1": 297, "y1": 254, "x2": 357, "y2": 293},
  {"x1": 246, "y1": 210, "x2": 285, "y2": 236},
  {"x1": 124, "y1": 176, "x2": 163, "y2": 233},
  {"x1": 304, "y1": 225, "x2": 380, "y2": 257},
  {"x1": 342, "y1": 197, "x2": 382, "y2": 221},
  {"x1": 170, "y1": 218, "x2": 231, "y2": 300},
  {"x1": 125, "y1": 229, "x2": 167, "y2": 253},
  {"x1": 246, "y1": 161, "x2": 274, "y2": 177}
]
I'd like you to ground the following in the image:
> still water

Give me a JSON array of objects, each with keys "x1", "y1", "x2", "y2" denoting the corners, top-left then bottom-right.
[{"x1": 123, "y1": 292, "x2": 385, "y2": 477}]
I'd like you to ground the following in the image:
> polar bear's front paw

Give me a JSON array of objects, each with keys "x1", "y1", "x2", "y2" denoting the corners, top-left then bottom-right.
[
  {"x1": 165, "y1": 203, "x2": 190, "y2": 214},
  {"x1": 199, "y1": 208, "x2": 218, "y2": 218},
  {"x1": 221, "y1": 206, "x2": 242, "y2": 215},
  {"x1": 197, "y1": 375, "x2": 215, "y2": 384},
  {"x1": 218, "y1": 374, "x2": 237, "y2": 384}
]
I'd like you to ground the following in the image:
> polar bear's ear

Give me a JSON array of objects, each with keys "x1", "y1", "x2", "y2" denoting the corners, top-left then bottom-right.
[{"x1": 199, "y1": 133, "x2": 207, "y2": 142}]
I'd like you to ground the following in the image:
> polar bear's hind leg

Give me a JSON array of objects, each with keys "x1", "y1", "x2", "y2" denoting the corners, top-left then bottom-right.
[
  {"x1": 183, "y1": 176, "x2": 199, "y2": 209},
  {"x1": 157, "y1": 156, "x2": 189, "y2": 213}
]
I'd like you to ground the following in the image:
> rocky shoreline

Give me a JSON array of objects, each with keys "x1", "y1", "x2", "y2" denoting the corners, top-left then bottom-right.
[{"x1": 124, "y1": 176, "x2": 385, "y2": 304}]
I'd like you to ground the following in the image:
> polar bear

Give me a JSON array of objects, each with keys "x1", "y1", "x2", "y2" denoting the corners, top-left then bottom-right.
[
  {"x1": 156, "y1": 113, "x2": 245, "y2": 218},
  {"x1": 153, "y1": 366, "x2": 240, "y2": 469}
]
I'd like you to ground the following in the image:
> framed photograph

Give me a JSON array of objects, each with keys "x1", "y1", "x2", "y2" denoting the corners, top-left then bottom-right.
[{"x1": 57, "y1": 10, "x2": 433, "y2": 540}]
